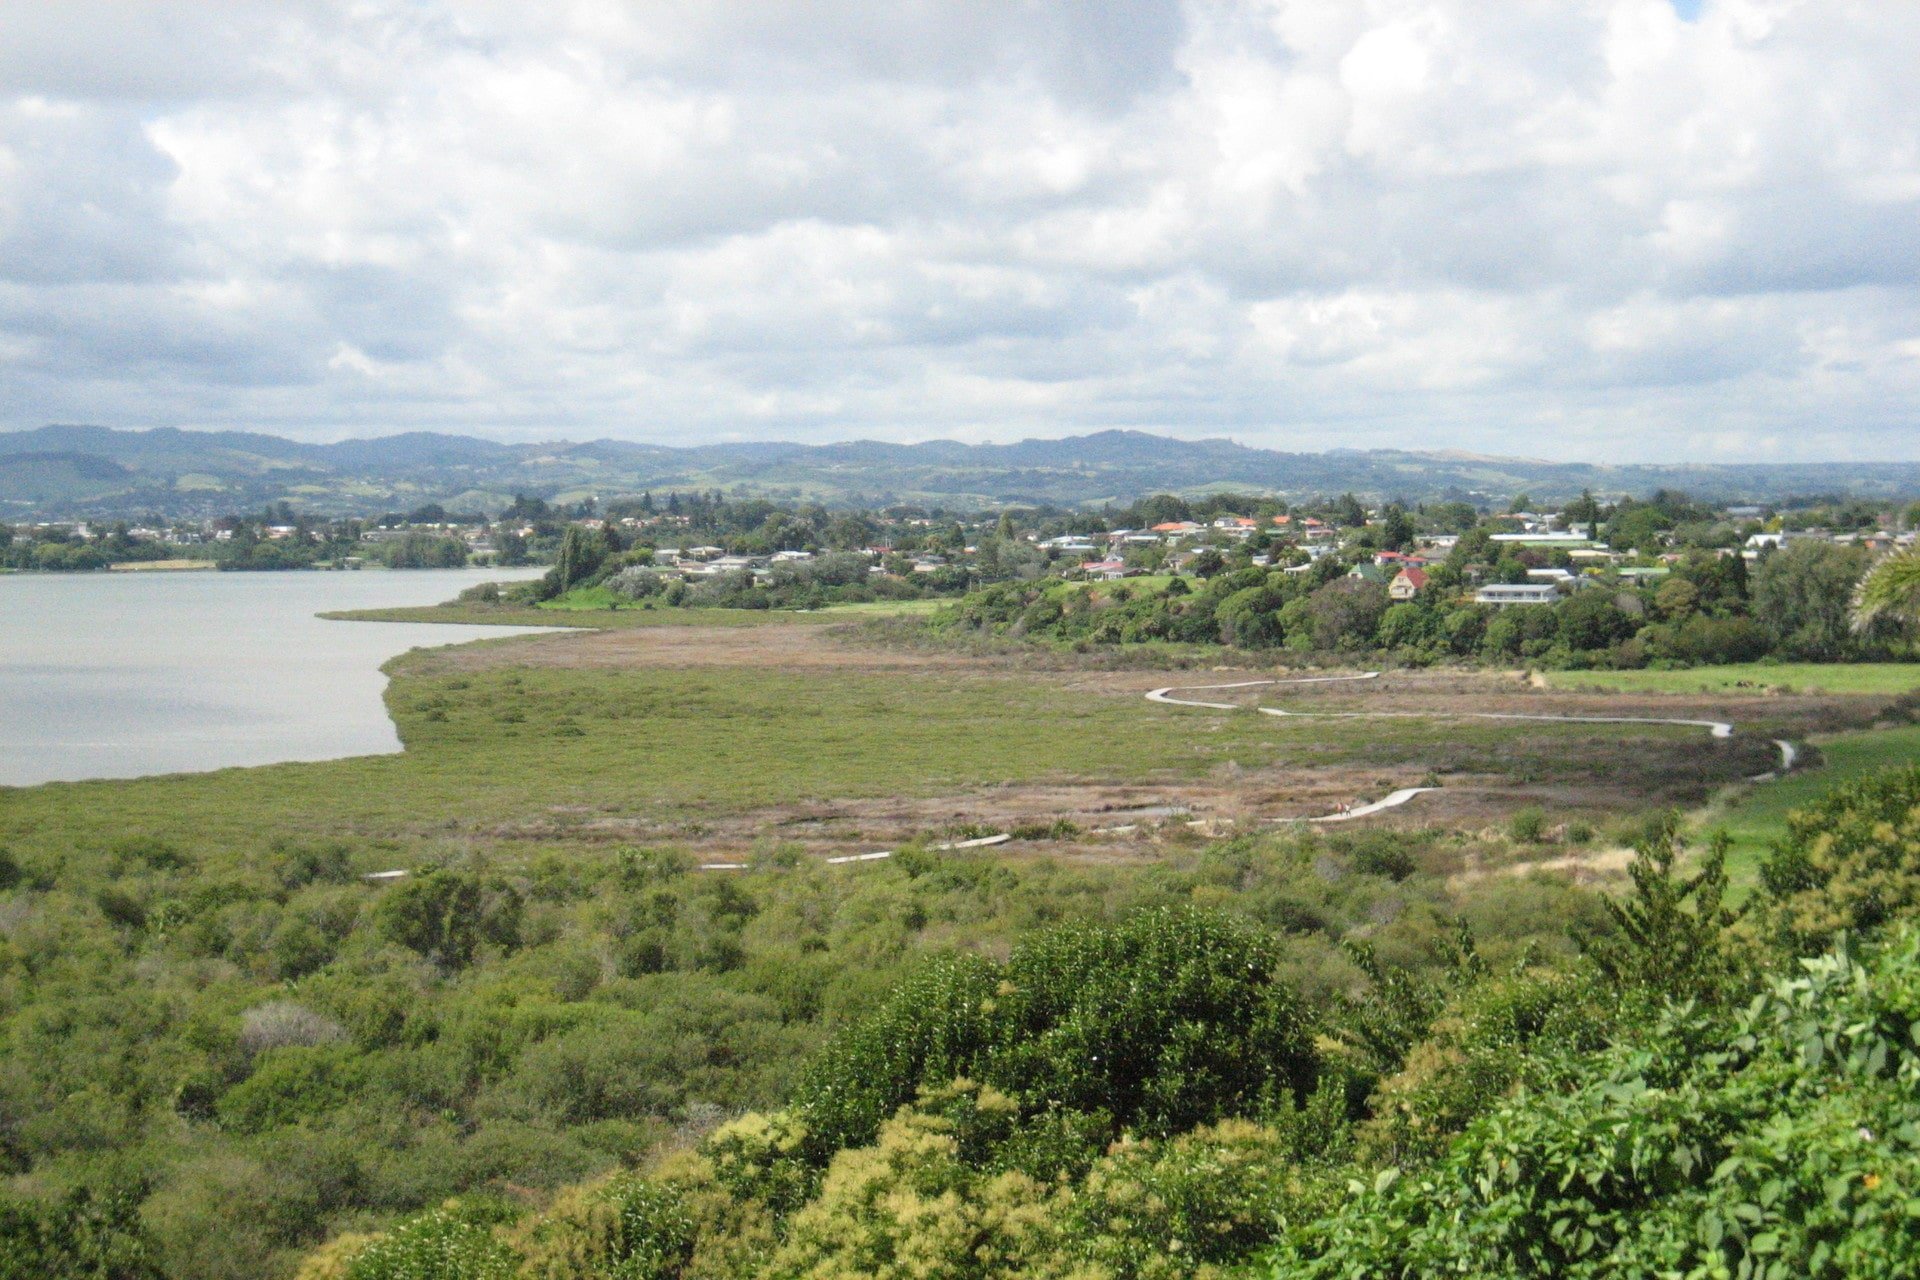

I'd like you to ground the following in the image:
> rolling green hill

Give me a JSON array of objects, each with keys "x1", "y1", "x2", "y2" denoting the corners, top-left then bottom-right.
[{"x1": 4, "y1": 424, "x2": 1918, "y2": 520}]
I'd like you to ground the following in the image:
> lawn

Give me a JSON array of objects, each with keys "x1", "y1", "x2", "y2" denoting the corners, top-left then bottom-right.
[{"x1": 1547, "y1": 662, "x2": 1920, "y2": 696}]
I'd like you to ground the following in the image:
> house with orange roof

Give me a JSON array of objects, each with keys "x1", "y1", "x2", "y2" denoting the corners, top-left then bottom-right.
[{"x1": 1079, "y1": 558, "x2": 1130, "y2": 581}]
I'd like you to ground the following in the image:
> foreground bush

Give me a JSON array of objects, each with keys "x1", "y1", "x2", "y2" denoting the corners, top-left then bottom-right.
[
  {"x1": 0, "y1": 1183, "x2": 162, "y2": 1280},
  {"x1": 1761, "y1": 763, "x2": 1920, "y2": 948},
  {"x1": 793, "y1": 907, "x2": 1321, "y2": 1157},
  {"x1": 1273, "y1": 929, "x2": 1920, "y2": 1280}
]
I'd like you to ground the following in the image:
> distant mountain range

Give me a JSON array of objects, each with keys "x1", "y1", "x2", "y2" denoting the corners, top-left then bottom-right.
[{"x1": 3, "y1": 424, "x2": 1917, "y2": 519}]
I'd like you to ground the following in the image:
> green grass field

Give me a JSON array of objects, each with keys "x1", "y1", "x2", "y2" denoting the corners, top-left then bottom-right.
[
  {"x1": 1547, "y1": 662, "x2": 1920, "y2": 696},
  {"x1": 1702, "y1": 723, "x2": 1920, "y2": 886}
]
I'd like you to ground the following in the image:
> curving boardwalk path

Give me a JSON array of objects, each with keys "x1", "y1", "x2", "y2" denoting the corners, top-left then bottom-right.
[{"x1": 1145, "y1": 672, "x2": 1798, "y2": 822}]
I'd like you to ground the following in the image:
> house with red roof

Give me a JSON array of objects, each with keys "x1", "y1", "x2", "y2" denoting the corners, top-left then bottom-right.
[{"x1": 1388, "y1": 567, "x2": 1429, "y2": 601}]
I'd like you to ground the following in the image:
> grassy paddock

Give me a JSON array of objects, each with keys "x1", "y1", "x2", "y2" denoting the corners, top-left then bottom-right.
[
  {"x1": 1547, "y1": 662, "x2": 1920, "y2": 696},
  {"x1": 1700, "y1": 723, "x2": 1920, "y2": 892}
]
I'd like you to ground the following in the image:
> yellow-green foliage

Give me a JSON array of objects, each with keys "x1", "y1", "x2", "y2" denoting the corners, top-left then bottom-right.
[
  {"x1": 292, "y1": 1231, "x2": 377, "y2": 1280},
  {"x1": 1761, "y1": 764, "x2": 1920, "y2": 946},
  {"x1": 307, "y1": 1084, "x2": 1330, "y2": 1280},
  {"x1": 698, "y1": 1109, "x2": 817, "y2": 1216},
  {"x1": 327, "y1": 1206, "x2": 518, "y2": 1280},
  {"x1": 1059, "y1": 1120, "x2": 1317, "y2": 1280},
  {"x1": 510, "y1": 1172, "x2": 694, "y2": 1280},
  {"x1": 769, "y1": 1083, "x2": 1072, "y2": 1280}
]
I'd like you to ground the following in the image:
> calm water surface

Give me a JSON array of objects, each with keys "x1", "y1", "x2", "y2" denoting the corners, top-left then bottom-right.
[{"x1": 0, "y1": 568, "x2": 552, "y2": 786}]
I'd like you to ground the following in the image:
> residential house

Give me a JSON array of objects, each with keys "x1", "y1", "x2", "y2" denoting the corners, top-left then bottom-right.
[
  {"x1": 1079, "y1": 559, "x2": 1129, "y2": 581},
  {"x1": 1489, "y1": 531, "x2": 1594, "y2": 547},
  {"x1": 1388, "y1": 567, "x2": 1428, "y2": 601},
  {"x1": 1475, "y1": 582, "x2": 1562, "y2": 606}
]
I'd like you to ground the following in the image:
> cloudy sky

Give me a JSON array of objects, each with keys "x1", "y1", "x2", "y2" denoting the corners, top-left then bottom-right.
[{"x1": 0, "y1": 1, "x2": 1915, "y2": 460}]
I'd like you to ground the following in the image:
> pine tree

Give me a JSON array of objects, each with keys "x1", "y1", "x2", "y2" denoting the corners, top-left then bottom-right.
[{"x1": 1585, "y1": 815, "x2": 1743, "y2": 1001}]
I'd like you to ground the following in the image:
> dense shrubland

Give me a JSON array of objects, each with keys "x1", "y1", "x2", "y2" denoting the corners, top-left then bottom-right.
[
  {"x1": 261, "y1": 766, "x2": 1920, "y2": 1280},
  {"x1": 6, "y1": 608, "x2": 1917, "y2": 1280},
  {"x1": 940, "y1": 538, "x2": 1907, "y2": 668},
  {"x1": 0, "y1": 798, "x2": 1594, "y2": 1279}
]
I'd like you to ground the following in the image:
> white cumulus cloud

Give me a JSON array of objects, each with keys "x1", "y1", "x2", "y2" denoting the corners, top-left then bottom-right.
[{"x1": 0, "y1": 0, "x2": 1914, "y2": 459}]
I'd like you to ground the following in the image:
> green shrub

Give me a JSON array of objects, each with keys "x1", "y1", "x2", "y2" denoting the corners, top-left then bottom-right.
[
  {"x1": 1508, "y1": 806, "x2": 1546, "y2": 844},
  {"x1": 217, "y1": 1045, "x2": 367, "y2": 1133},
  {"x1": 794, "y1": 907, "x2": 1320, "y2": 1158},
  {"x1": 374, "y1": 870, "x2": 522, "y2": 970},
  {"x1": 1337, "y1": 831, "x2": 1419, "y2": 881},
  {"x1": 1760, "y1": 763, "x2": 1920, "y2": 947},
  {"x1": 339, "y1": 1208, "x2": 517, "y2": 1280},
  {"x1": 0, "y1": 1183, "x2": 162, "y2": 1280},
  {"x1": 1274, "y1": 931, "x2": 1920, "y2": 1280},
  {"x1": 516, "y1": 1174, "x2": 695, "y2": 1280}
]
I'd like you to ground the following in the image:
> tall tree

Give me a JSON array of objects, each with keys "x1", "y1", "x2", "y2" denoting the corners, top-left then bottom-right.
[{"x1": 1751, "y1": 540, "x2": 1868, "y2": 659}]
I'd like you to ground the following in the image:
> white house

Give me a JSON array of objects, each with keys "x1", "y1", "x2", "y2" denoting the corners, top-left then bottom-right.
[
  {"x1": 1475, "y1": 582, "x2": 1561, "y2": 606},
  {"x1": 1489, "y1": 531, "x2": 1593, "y2": 546}
]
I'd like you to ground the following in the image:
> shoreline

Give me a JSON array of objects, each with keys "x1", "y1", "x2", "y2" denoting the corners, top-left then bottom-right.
[{"x1": 107, "y1": 558, "x2": 217, "y2": 572}]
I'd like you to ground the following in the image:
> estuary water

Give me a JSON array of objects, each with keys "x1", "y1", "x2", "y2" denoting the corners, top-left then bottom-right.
[{"x1": 0, "y1": 567, "x2": 552, "y2": 786}]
